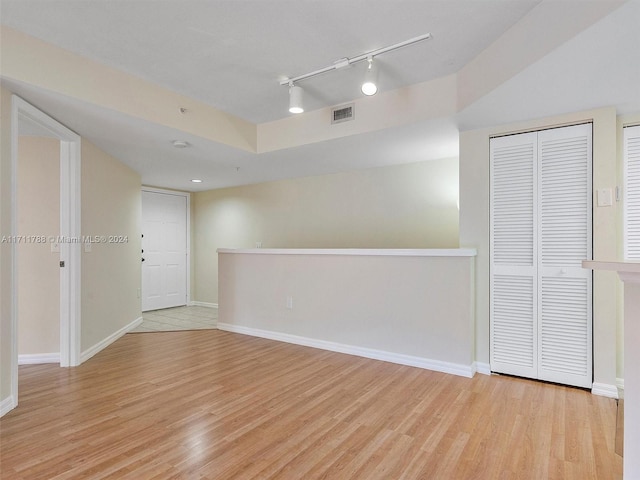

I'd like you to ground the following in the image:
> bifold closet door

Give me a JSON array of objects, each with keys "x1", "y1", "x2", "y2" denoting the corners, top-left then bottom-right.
[
  {"x1": 490, "y1": 124, "x2": 592, "y2": 389},
  {"x1": 624, "y1": 124, "x2": 640, "y2": 259},
  {"x1": 490, "y1": 132, "x2": 538, "y2": 380}
]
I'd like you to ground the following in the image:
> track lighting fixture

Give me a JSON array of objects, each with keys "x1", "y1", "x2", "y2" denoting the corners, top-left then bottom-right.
[
  {"x1": 361, "y1": 56, "x2": 378, "y2": 96},
  {"x1": 280, "y1": 33, "x2": 431, "y2": 113},
  {"x1": 288, "y1": 82, "x2": 304, "y2": 114}
]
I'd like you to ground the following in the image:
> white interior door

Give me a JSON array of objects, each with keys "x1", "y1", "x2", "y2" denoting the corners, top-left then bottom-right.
[
  {"x1": 490, "y1": 124, "x2": 593, "y2": 389},
  {"x1": 142, "y1": 190, "x2": 187, "y2": 311}
]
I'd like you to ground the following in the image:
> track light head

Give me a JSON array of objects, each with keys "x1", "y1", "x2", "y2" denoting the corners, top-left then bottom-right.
[
  {"x1": 288, "y1": 83, "x2": 304, "y2": 114},
  {"x1": 361, "y1": 56, "x2": 378, "y2": 96}
]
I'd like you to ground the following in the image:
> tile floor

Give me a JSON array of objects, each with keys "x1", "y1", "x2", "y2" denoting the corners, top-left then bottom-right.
[{"x1": 130, "y1": 305, "x2": 217, "y2": 333}]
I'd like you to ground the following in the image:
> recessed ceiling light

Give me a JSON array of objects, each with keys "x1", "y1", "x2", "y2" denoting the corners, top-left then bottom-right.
[
  {"x1": 172, "y1": 140, "x2": 189, "y2": 148},
  {"x1": 191, "y1": 179, "x2": 202, "y2": 183}
]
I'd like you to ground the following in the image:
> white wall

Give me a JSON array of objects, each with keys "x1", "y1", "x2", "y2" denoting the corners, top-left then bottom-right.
[
  {"x1": 459, "y1": 107, "x2": 619, "y2": 390},
  {"x1": 17, "y1": 136, "x2": 60, "y2": 356},
  {"x1": 194, "y1": 158, "x2": 459, "y2": 304}
]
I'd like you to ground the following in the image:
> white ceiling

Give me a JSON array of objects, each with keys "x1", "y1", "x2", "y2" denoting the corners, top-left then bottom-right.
[
  {"x1": 1, "y1": 0, "x2": 639, "y2": 192},
  {"x1": 0, "y1": 0, "x2": 540, "y2": 124}
]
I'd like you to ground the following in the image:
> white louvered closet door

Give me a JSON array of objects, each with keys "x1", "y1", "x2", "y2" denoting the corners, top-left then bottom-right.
[
  {"x1": 490, "y1": 132, "x2": 538, "y2": 379},
  {"x1": 537, "y1": 124, "x2": 592, "y2": 387},
  {"x1": 490, "y1": 124, "x2": 593, "y2": 389},
  {"x1": 624, "y1": 125, "x2": 640, "y2": 260}
]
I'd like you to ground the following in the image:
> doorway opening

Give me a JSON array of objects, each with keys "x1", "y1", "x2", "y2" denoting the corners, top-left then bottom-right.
[
  {"x1": 16, "y1": 134, "x2": 61, "y2": 365},
  {"x1": 7, "y1": 96, "x2": 82, "y2": 412}
]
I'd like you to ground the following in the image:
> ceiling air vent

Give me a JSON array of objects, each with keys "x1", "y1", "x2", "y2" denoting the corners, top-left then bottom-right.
[{"x1": 331, "y1": 103, "x2": 355, "y2": 125}]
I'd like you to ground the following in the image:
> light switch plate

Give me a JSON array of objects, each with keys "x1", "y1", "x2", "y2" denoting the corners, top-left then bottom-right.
[{"x1": 597, "y1": 188, "x2": 613, "y2": 207}]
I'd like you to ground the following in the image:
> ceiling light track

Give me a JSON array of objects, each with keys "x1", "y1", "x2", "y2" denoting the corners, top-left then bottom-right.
[{"x1": 279, "y1": 33, "x2": 431, "y2": 86}]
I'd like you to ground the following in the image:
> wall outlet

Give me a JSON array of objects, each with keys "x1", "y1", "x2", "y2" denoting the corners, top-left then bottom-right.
[
  {"x1": 286, "y1": 296, "x2": 293, "y2": 309},
  {"x1": 256, "y1": 241, "x2": 262, "y2": 248}
]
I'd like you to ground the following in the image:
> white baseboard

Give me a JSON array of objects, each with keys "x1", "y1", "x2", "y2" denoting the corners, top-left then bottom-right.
[
  {"x1": 81, "y1": 316, "x2": 143, "y2": 364},
  {"x1": 473, "y1": 362, "x2": 492, "y2": 375},
  {"x1": 592, "y1": 382, "x2": 619, "y2": 399},
  {"x1": 18, "y1": 353, "x2": 60, "y2": 365},
  {"x1": 189, "y1": 301, "x2": 218, "y2": 308},
  {"x1": 217, "y1": 323, "x2": 475, "y2": 378},
  {"x1": 0, "y1": 395, "x2": 17, "y2": 417}
]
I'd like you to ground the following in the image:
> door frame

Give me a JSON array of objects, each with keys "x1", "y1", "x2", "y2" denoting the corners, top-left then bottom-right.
[
  {"x1": 141, "y1": 186, "x2": 191, "y2": 309},
  {"x1": 9, "y1": 96, "x2": 82, "y2": 410}
]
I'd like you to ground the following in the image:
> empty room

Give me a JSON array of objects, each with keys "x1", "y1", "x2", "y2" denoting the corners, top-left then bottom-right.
[{"x1": 1, "y1": 1, "x2": 639, "y2": 479}]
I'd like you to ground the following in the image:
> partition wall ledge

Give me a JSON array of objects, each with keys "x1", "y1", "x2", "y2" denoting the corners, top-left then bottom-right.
[{"x1": 217, "y1": 248, "x2": 477, "y2": 257}]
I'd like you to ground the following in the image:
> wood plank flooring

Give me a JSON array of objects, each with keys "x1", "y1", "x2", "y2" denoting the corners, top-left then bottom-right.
[{"x1": 0, "y1": 330, "x2": 622, "y2": 479}]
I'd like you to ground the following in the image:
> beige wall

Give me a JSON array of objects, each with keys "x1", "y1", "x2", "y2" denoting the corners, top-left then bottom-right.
[
  {"x1": 0, "y1": 87, "x2": 13, "y2": 407},
  {"x1": 460, "y1": 107, "x2": 619, "y2": 389},
  {"x1": 81, "y1": 140, "x2": 141, "y2": 353},
  {"x1": 17, "y1": 136, "x2": 60, "y2": 355},
  {"x1": 258, "y1": 75, "x2": 457, "y2": 153},
  {"x1": 218, "y1": 251, "x2": 476, "y2": 375},
  {"x1": 194, "y1": 158, "x2": 459, "y2": 304}
]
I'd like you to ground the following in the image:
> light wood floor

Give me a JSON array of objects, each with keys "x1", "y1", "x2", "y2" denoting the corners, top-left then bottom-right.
[{"x1": 0, "y1": 330, "x2": 622, "y2": 480}]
